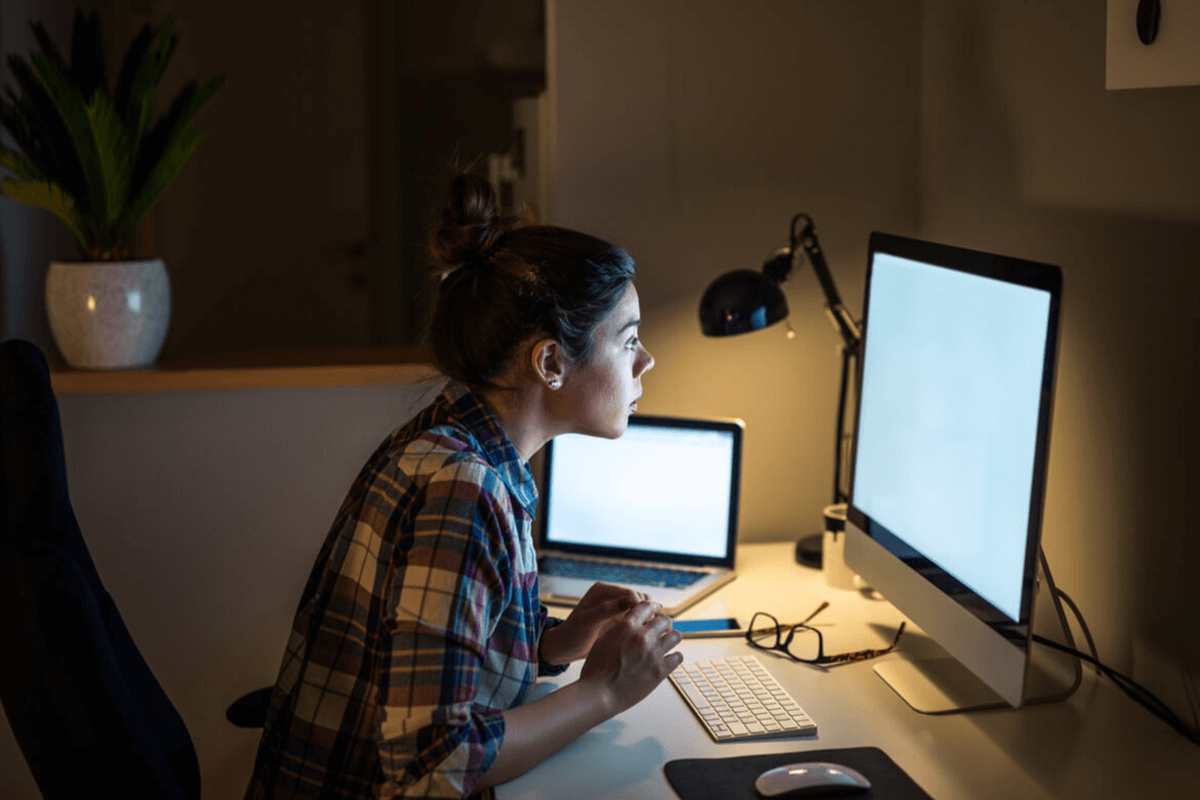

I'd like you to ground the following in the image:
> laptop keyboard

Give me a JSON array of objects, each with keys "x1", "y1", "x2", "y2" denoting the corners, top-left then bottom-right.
[{"x1": 539, "y1": 555, "x2": 707, "y2": 589}]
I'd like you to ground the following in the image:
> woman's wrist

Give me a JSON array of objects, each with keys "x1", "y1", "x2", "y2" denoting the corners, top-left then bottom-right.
[
  {"x1": 574, "y1": 673, "x2": 621, "y2": 718},
  {"x1": 538, "y1": 617, "x2": 569, "y2": 666}
]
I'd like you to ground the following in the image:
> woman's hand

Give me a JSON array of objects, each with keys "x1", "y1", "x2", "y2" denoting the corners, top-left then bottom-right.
[
  {"x1": 478, "y1": 599, "x2": 682, "y2": 791},
  {"x1": 578, "y1": 599, "x2": 684, "y2": 715},
  {"x1": 539, "y1": 582, "x2": 649, "y2": 665}
]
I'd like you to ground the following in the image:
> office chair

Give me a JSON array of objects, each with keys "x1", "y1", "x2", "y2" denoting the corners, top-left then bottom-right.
[{"x1": 0, "y1": 339, "x2": 202, "y2": 799}]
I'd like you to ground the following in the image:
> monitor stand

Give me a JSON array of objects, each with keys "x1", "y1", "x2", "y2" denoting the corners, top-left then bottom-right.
[{"x1": 873, "y1": 548, "x2": 1082, "y2": 714}]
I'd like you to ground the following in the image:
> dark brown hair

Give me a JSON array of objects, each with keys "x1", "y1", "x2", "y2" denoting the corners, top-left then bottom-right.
[{"x1": 427, "y1": 174, "x2": 636, "y2": 390}]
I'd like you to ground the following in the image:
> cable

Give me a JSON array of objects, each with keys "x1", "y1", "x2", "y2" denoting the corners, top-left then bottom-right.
[
  {"x1": 1031, "y1": 633, "x2": 1200, "y2": 747},
  {"x1": 1038, "y1": 586, "x2": 1197, "y2": 746},
  {"x1": 1053, "y1": 587, "x2": 1098, "y2": 664}
]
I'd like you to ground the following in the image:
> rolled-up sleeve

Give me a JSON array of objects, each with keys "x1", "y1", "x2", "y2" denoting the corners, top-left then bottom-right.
[{"x1": 376, "y1": 460, "x2": 526, "y2": 798}]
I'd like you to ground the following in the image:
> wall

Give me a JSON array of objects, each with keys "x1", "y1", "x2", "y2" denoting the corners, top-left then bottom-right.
[
  {"x1": 918, "y1": 0, "x2": 1200, "y2": 726},
  {"x1": 551, "y1": 0, "x2": 922, "y2": 546},
  {"x1": 0, "y1": 379, "x2": 444, "y2": 799}
]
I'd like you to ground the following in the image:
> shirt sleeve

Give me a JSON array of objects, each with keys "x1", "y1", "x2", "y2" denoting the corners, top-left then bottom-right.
[{"x1": 374, "y1": 459, "x2": 521, "y2": 798}]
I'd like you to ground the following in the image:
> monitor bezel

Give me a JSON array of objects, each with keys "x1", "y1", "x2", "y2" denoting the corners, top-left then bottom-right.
[
  {"x1": 846, "y1": 231, "x2": 1063, "y2": 650},
  {"x1": 536, "y1": 414, "x2": 744, "y2": 569}
]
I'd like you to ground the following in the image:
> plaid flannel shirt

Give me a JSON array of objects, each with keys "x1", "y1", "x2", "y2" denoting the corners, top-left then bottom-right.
[{"x1": 244, "y1": 382, "x2": 565, "y2": 799}]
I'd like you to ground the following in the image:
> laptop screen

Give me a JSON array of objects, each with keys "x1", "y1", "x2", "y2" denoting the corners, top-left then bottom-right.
[{"x1": 538, "y1": 415, "x2": 742, "y2": 563}]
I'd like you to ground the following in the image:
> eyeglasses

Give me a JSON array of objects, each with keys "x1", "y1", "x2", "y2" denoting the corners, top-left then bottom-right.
[{"x1": 746, "y1": 602, "x2": 906, "y2": 665}]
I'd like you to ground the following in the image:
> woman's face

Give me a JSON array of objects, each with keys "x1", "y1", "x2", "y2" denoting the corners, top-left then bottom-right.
[{"x1": 557, "y1": 282, "x2": 654, "y2": 439}]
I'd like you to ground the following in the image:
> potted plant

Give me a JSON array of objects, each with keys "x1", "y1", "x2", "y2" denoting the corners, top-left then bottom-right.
[{"x1": 0, "y1": 10, "x2": 223, "y2": 369}]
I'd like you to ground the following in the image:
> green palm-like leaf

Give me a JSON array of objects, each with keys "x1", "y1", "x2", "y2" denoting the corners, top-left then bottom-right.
[
  {"x1": 118, "y1": 18, "x2": 177, "y2": 158},
  {"x1": 29, "y1": 50, "x2": 111, "y2": 230},
  {"x1": 0, "y1": 143, "x2": 46, "y2": 186},
  {"x1": 120, "y1": 73, "x2": 224, "y2": 238},
  {"x1": 29, "y1": 21, "x2": 68, "y2": 75},
  {"x1": 113, "y1": 24, "x2": 156, "y2": 120},
  {"x1": 122, "y1": 127, "x2": 205, "y2": 242},
  {"x1": 0, "y1": 11, "x2": 222, "y2": 260},
  {"x1": 84, "y1": 91, "x2": 132, "y2": 231},
  {"x1": 2, "y1": 55, "x2": 83, "y2": 196},
  {"x1": 1, "y1": 140, "x2": 86, "y2": 250},
  {"x1": 85, "y1": 91, "x2": 133, "y2": 233},
  {"x1": 0, "y1": 174, "x2": 87, "y2": 250},
  {"x1": 68, "y1": 10, "x2": 106, "y2": 102}
]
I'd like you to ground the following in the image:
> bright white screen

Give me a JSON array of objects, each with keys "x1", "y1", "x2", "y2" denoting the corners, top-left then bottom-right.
[
  {"x1": 544, "y1": 425, "x2": 735, "y2": 558},
  {"x1": 853, "y1": 253, "x2": 1051, "y2": 621}
]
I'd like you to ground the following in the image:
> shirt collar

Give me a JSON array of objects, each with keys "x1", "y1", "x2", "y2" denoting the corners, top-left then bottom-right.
[{"x1": 439, "y1": 381, "x2": 539, "y2": 517}]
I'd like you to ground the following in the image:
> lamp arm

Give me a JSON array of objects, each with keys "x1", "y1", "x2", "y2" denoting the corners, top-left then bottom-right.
[{"x1": 790, "y1": 214, "x2": 861, "y2": 350}]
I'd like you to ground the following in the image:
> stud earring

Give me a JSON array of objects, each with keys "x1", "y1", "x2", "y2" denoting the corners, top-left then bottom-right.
[{"x1": 548, "y1": 377, "x2": 561, "y2": 390}]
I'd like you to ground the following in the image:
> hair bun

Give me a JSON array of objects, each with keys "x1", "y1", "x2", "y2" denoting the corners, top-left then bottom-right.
[{"x1": 429, "y1": 173, "x2": 514, "y2": 268}]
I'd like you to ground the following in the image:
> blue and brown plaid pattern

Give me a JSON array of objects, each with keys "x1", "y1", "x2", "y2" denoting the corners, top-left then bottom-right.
[{"x1": 244, "y1": 383, "x2": 564, "y2": 799}]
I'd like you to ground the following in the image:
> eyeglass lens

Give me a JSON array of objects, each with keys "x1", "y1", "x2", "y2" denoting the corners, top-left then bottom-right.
[{"x1": 749, "y1": 613, "x2": 823, "y2": 661}]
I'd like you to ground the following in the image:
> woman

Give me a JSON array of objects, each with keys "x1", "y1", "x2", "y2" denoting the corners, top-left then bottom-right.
[{"x1": 244, "y1": 174, "x2": 682, "y2": 799}]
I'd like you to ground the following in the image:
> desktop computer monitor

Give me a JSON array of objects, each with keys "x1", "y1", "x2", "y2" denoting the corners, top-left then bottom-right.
[{"x1": 843, "y1": 231, "x2": 1065, "y2": 712}]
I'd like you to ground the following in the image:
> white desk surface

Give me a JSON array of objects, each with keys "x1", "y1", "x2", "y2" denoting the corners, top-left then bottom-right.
[{"x1": 500, "y1": 542, "x2": 1200, "y2": 799}]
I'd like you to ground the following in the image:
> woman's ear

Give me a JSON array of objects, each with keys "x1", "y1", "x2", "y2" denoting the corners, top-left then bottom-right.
[{"x1": 531, "y1": 338, "x2": 566, "y2": 390}]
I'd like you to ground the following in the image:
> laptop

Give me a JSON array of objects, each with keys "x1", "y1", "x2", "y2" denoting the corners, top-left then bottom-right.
[{"x1": 535, "y1": 414, "x2": 743, "y2": 616}]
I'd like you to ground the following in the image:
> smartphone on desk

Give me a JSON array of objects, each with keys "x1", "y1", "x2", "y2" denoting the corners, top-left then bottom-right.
[{"x1": 674, "y1": 617, "x2": 746, "y2": 638}]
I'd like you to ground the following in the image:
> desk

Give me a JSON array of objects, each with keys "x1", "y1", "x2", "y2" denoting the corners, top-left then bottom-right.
[{"x1": 500, "y1": 542, "x2": 1200, "y2": 799}]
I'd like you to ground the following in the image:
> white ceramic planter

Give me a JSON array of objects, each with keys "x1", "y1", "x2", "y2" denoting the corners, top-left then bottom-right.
[{"x1": 45, "y1": 258, "x2": 171, "y2": 369}]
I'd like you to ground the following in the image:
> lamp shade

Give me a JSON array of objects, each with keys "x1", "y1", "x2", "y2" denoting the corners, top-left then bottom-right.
[{"x1": 699, "y1": 269, "x2": 789, "y2": 336}]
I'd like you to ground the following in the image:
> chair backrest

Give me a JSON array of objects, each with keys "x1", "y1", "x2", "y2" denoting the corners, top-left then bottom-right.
[{"x1": 0, "y1": 339, "x2": 201, "y2": 800}]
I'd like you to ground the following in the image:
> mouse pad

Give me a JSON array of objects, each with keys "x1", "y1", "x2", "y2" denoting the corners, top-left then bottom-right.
[{"x1": 663, "y1": 746, "x2": 935, "y2": 800}]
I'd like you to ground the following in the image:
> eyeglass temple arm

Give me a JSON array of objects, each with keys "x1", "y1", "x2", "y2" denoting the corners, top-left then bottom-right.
[
  {"x1": 855, "y1": 621, "x2": 908, "y2": 656},
  {"x1": 801, "y1": 601, "x2": 830, "y2": 625},
  {"x1": 819, "y1": 621, "x2": 908, "y2": 664}
]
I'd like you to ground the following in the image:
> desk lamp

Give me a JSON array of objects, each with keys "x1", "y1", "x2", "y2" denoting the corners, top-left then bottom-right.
[{"x1": 698, "y1": 214, "x2": 861, "y2": 567}]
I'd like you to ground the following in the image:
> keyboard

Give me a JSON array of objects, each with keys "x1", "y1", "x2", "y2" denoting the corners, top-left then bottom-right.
[
  {"x1": 669, "y1": 655, "x2": 818, "y2": 741},
  {"x1": 539, "y1": 555, "x2": 706, "y2": 589}
]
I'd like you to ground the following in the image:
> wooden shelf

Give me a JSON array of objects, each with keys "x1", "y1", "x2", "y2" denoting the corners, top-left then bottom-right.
[{"x1": 50, "y1": 347, "x2": 440, "y2": 394}]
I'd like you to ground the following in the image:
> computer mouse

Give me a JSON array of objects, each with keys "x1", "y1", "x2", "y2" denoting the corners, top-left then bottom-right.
[{"x1": 754, "y1": 761, "x2": 872, "y2": 797}]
